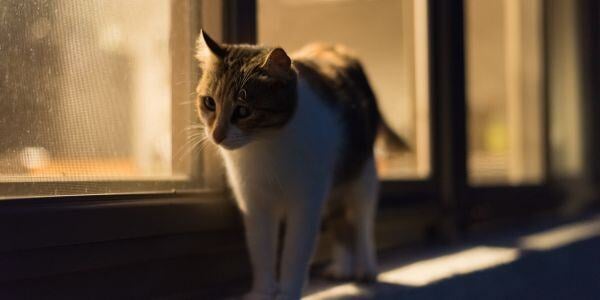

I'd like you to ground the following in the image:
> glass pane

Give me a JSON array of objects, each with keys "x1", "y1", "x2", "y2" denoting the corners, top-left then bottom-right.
[
  {"x1": 547, "y1": 0, "x2": 584, "y2": 179},
  {"x1": 466, "y1": 0, "x2": 545, "y2": 185},
  {"x1": 0, "y1": 1, "x2": 199, "y2": 196},
  {"x1": 258, "y1": 0, "x2": 431, "y2": 179}
]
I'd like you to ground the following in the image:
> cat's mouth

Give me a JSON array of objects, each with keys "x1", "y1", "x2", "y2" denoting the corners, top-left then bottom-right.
[{"x1": 215, "y1": 137, "x2": 249, "y2": 150}]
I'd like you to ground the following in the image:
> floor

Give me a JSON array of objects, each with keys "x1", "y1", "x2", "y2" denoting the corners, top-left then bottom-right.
[{"x1": 304, "y1": 214, "x2": 600, "y2": 300}]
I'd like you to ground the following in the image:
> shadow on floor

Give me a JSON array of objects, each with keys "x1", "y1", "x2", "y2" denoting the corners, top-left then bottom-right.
[{"x1": 318, "y1": 236, "x2": 600, "y2": 300}]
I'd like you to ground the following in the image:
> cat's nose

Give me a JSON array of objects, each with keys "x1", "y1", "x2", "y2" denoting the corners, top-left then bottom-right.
[{"x1": 212, "y1": 128, "x2": 227, "y2": 144}]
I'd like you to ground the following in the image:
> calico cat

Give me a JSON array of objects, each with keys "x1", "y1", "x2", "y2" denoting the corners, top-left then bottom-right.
[{"x1": 194, "y1": 30, "x2": 406, "y2": 300}]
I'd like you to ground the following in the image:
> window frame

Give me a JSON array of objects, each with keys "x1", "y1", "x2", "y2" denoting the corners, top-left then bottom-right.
[{"x1": 429, "y1": 0, "x2": 561, "y2": 229}]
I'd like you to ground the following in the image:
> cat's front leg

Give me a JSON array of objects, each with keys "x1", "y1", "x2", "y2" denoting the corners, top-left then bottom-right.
[
  {"x1": 242, "y1": 202, "x2": 281, "y2": 300},
  {"x1": 277, "y1": 200, "x2": 324, "y2": 300}
]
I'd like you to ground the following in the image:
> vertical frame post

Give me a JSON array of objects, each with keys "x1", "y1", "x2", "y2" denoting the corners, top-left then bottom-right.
[{"x1": 428, "y1": 0, "x2": 468, "y2": 230}]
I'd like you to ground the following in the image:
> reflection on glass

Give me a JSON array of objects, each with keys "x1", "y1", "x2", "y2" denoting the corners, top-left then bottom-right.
[
  {"x1": 258, "y1": 0, "x2": 430, "y2": 179},
  {"x1": 0, "y1": 1, "x2": 173, "y2": 180},
  {"x1": 466, "y1": 0, "x2": 545, "y2": 185}
]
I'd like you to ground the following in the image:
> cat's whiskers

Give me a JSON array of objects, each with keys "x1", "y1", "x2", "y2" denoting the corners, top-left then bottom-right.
[
  {"x1": 176, "y1": 136, "x2": 204, "y2": 159},
  {"x1": 184, "y1": 125, "x2": 206, "y2": 132},
  {"x1": 179, "y1": 124, "x2": 206, "y2": 137},
  {"x1": 187, "y1": 136, "x2": 209, "y2": 160},
  {"x1": 175, "y1": 126, "x2": 209, "y2": 162},
  {"x1": 196, "y1": 138, "x2": 213, "y2": 155}
]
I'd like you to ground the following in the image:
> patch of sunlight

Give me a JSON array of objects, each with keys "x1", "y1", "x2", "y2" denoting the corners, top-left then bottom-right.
[
  {"x1": 378, "y1": 246, "x2": 520, "y2": 287},
  {"x1": 303, "y1": 216, "x2": 600, "y2": 299},
  {"x1": 519, "y1": 216, "x2": 600, "y2": 251},
  {"x1": 304, "y1": 283, "x2": 369, "y2": 300}
]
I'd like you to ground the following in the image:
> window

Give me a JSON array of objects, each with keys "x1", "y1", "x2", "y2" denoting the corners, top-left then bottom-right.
[
  {"x1": 546, "y1": 0, "x2": 585, "y2": 179},
  {"x1": 465, "y1": 0, "x2": 545, "y2": 185},
  {"x1": 2, "y1": 2, "x2": 596, "y2": 296},
  {"x1": 0, "y1": 1, "x2": 203, "y2": 198},
  {"x1": 257, "y1": 0, "x2": 431, "y2": 179}
]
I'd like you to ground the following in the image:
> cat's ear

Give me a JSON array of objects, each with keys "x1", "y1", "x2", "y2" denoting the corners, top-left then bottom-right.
[
  {"x1": 196, "y1": 29, "x2": 226, "y2": 61},
  {"x1": 262, "y1": 48, "x2": 292, "y2": 78}
]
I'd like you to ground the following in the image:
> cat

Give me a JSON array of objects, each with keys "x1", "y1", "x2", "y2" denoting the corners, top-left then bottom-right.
[{"x1": 194, "y1": 30, "x2": 407, "y2": 300}]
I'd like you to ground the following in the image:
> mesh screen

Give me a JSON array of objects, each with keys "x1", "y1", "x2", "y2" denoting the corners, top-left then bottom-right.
[{"x1": 0, "y1": 0, "x2": 176, "y2": 182}]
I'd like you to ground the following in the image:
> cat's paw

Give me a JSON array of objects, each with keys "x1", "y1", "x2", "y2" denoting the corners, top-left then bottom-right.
[
  {"x1": 354, "y1": 264, "x2": 378, "y2": 284},
  {"x1": 354, "y1": 270, "x2": 378, "y2": 284},
  {"x1": 321, "y1": 263, "x2": 379, "y2": 284},
  {"x1": 321, "y1": 263, "x2": 354, "y2": 282}
]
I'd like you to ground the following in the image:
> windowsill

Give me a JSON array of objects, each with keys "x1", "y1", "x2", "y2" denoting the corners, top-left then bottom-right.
[
  {"x1": 0, "y1": 190, "x2": 237, "y2": 252},
  {"x1": 0, "y1": 178, "x2": 207, "y2": 200},
  {"x1": 0, "y1": 175, "x2": 191, "y2": 183}
]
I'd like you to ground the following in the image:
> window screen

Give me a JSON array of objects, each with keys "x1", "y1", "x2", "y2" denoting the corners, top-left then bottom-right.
[{"x1": 0, "y1": 1, "x2": 202, "y2": 198}]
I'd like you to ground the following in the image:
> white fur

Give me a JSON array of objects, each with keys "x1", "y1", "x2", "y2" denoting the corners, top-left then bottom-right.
[{"x1": 216, "y1": 78, "x2": 377, "y2": 299}]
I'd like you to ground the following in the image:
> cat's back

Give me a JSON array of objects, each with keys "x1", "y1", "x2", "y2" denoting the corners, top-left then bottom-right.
[
  {"x1": 291, "y1": 43, "x2": 376, "y2": 109},
  {"x1": 292, "y1": 43, "x2": 380, "y2": 184}
]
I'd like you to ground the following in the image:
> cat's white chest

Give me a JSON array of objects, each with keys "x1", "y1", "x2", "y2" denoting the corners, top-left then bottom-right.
[{"x1": 220, "y1": 79, "x2": 342, "y2": 211}]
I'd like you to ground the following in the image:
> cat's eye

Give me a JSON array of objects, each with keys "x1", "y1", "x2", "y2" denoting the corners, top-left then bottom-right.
[
  {"x1": 234, "y1": 105, "x2": 251, "y2": 119},
  {"x1": 202, "y1": 96, "x2": 216, "y2": 111}
]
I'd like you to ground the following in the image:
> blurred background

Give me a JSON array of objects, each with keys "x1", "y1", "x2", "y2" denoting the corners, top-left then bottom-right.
[{"x1": 0, "y1": 0, "x2": 598, "y2": 299}]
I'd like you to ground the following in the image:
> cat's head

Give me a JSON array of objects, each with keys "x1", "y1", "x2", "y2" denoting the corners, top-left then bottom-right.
[{"x1": 194, "y1": 30, "x2": 297, "y2": 150}]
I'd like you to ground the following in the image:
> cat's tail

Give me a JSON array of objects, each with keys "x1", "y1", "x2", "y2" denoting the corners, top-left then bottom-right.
[{"x1": 377, "y1": 119, "x2": 410, "y2": 153}]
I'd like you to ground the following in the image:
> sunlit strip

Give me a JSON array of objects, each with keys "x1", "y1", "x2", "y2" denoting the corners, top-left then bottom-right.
[
  {"x1": 304, "y1": 246, "x2": 519, "y2": 299},
  {"x1": 519, "y1": 216, "x2": 600, "y2": 251},
  {"x1": 378, "y1": 246, "x2": 520, "y2": 287},
  {"x1": 303, "y1": 216, "x2": 600, "y2": 299}
]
